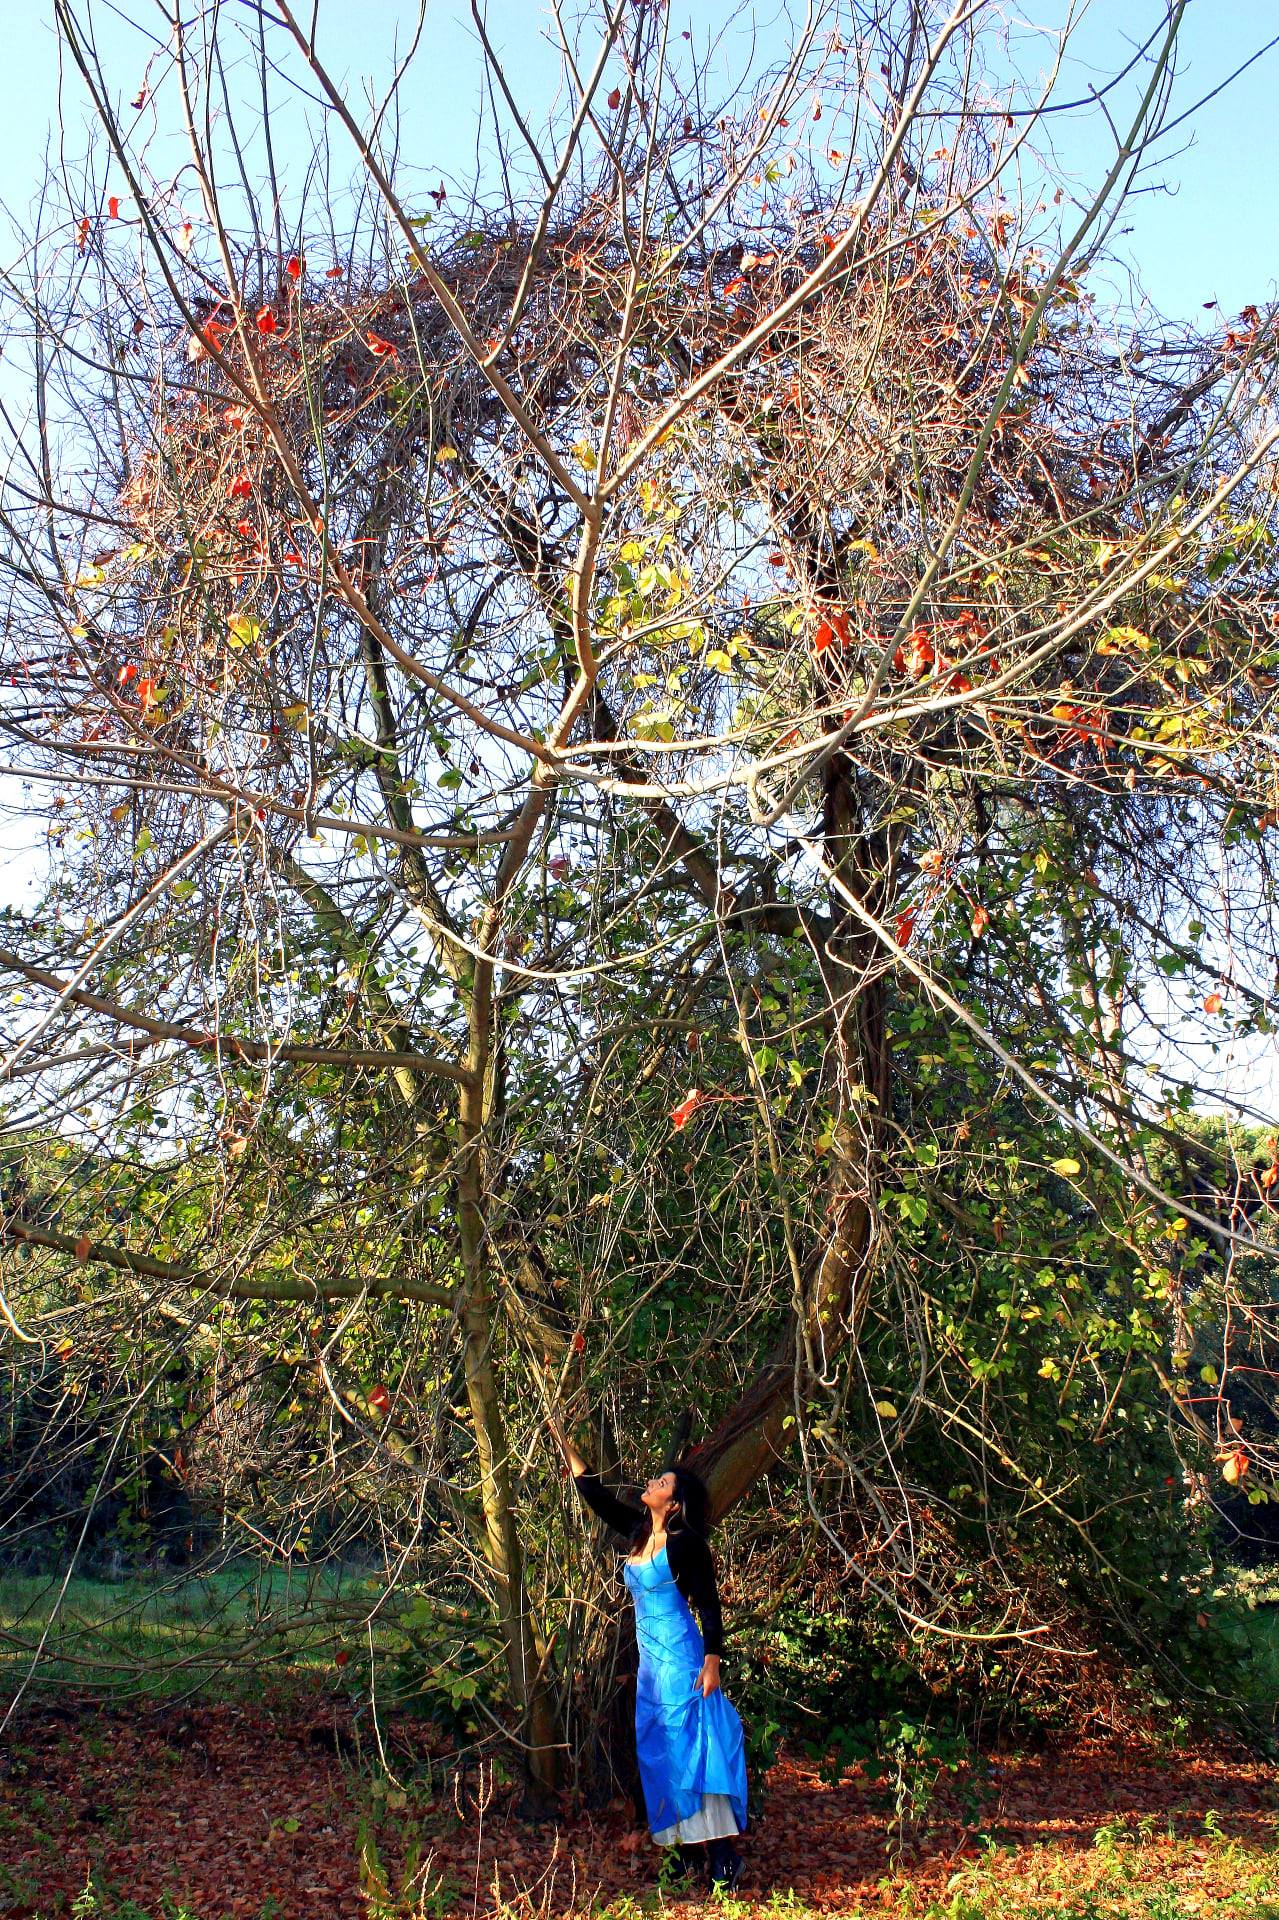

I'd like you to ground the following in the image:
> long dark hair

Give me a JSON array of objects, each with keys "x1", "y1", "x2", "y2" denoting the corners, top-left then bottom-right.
[{"x1": 627, "y1": 1464, "x2": 710, "y2": 1554}]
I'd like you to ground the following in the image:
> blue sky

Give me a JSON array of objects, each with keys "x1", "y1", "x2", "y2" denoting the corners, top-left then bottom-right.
[
  {"x1": 0, "y1": 1, "x2": 1276, "y2": 1118},
  {"x1": 0, "y1": 1, "x2": 1274, "y2": 328}
]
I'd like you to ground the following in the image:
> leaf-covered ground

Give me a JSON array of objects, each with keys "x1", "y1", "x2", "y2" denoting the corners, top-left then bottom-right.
[{"x1": 0, "y1": 1695, "x2": 1275, "y2": 1919}]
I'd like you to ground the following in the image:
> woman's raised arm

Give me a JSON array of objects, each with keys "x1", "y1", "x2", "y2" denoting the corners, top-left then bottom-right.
[{"x1": 546, "y1": 1410, "x2": 642, "y2": 1539}]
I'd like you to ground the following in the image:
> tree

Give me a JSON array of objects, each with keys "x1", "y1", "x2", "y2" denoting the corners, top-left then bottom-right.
[{"x1": 3, "y1": 0, "x2": 1279, "y2": 1795}]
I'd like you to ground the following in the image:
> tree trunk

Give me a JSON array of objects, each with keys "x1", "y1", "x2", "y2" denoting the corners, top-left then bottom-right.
[
  {"x1": 685, "y1": 751, "x2": 889, "y2": 1521},
  {"x1": 457, "y1": 993, "x2": 561, "y2": 1810}
]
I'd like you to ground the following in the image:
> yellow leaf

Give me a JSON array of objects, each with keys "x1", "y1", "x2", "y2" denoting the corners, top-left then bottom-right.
[
  {"x1": 226, "y1": 613, "x2": 261, "y2": 650},
  {"x1": 1050, "y1": 1156, "x2": 1081, "y2": 1176},
  {"x1": 1097, "y1": 625, "x2": 1151, "y2": 655},
  {"x1": 873, "y1": 1400, "x2": 899, "y2": 1420}
]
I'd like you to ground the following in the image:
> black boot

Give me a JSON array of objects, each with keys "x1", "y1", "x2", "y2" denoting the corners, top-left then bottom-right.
[
  {"x1": 659, "y1": 1843, "x2": 701, "y2": 1888},
  {"x1": 706, "y1": 1836, "x2": 744, "y2": 1892}
]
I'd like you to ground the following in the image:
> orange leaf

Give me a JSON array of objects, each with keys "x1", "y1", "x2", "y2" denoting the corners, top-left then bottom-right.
[
  {"x1": 670, "y1": 1089, "x2": 704, "y2": 1130},
  {"x1": 1204, "y1": 992, "x2": 1223, "y2": 1015},
  {"x1": 571, "y1": 1331, "x2": 587, "y2": 1354},
  {"x1": 365, "y1": 330, "x2": 397, "y2": 358},
  {"x1": 971, "y1": 903, "x2": 989, "y2": 937}
]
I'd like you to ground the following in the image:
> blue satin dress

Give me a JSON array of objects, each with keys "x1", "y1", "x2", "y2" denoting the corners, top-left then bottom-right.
[{"x1": 622, "y1": 1542, "x2": 749, "y2": 1845}]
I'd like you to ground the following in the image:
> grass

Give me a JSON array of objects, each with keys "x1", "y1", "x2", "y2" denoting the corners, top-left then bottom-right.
[{"x1": 0, "y1": 1558, "x2": 382, "y2": 1702}]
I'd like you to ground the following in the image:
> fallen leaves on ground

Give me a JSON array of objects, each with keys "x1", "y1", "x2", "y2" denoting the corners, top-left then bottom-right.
[{"x1": 0, "y1": 1692, "x2": 1274, "y2": 1917}]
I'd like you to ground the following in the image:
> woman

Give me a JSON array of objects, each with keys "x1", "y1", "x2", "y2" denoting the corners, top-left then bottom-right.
[{"x1": 546, "y1": 1409, "x2": 748, "y2": 1891}]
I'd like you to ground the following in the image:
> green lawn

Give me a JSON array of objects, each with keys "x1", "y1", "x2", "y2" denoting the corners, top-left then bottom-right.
[{"x1": 0, "y1": 1559, "x2": 383, "y2": 1702}]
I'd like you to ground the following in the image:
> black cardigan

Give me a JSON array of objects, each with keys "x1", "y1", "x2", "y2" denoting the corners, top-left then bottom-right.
[{"x1": 573, "y1": 1469, "x2": 726, "y2": 1657}]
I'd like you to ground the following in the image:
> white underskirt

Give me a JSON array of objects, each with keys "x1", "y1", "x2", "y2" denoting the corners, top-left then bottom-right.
[{"x1": 652, "y1": 1792, "x2": 740, "y2": 1846}]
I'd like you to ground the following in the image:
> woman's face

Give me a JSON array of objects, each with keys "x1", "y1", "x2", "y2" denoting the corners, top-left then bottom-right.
[{"x1": 641, "y1": 1469, "x2": 678, "y2": 1517}]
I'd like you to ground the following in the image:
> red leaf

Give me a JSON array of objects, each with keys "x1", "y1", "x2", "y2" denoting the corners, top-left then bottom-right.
[
  {"x1": 571, "y1": 1331, "x2": 587, "y2": 1354},
  {"x1": 137, "y1": 676, "x2": 158, "y2": 713},
  {"x1": 670, "y1": 1089, "x2": 704, "y2": 1130},
  {"x1": 117, "y1": 662, "x2": 138, "y2": 685},
  {"x1": 74, "y1": 1234, "x2": 92, "y2": 1264},
  {"x1": 228, "y1": 475, "x2": 252, "y2": 500},
  {"x1": 365, "y1": 330, "x2": 397, "y2": 358},
  {"x1": 548, "y1": 855, "x2": 570, "y2": 879},
  {"x1": 895, "y1": 910, "x2": 916, "y2": 946},
  {"x1": 76, "y1": 217, "x2": 90, "y2": 252},
  {"x1": 107, "y1": 196, "x2": 120, "y2": 220},
  {"x1": 131, "y1": 86, "x2": 148, "y2": 110},
  {"x1": 255, "y1": 305, "x2": 277, "y2": 335},
  {"x1": 812, "y1": 607, "x2": 852, "y2": 655},
  {"x1": 607, "y1": 86, "x2": 622, "y2": 109},
  {"x1": 1204, "y1": 992, "x2": 1223, "y2": 1015},
  {"x1": 326, "y1": 263, "x2": 344, "y2": 278},
  {"x1": 285, "y1": 255, "x2": 302, "y2": 281},
  {"x1": 334, "y1": 1648, "x2": 350, "y2": 1668},
  {"x1": 367, "y1": 1384, "x2": 391, "y2": 1415},
  {"x1": 904, "y1": 628, "x2": 935, "y2": 679},
  {"x1": 971, "y1": 903, "x2": 989, "y2": 937}
]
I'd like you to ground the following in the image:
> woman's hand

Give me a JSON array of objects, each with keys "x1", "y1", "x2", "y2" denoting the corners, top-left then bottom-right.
[
  {"x1": 696, "y1": 1655, "x2": 722, "y2": 1698},
  {"x1": 545, "y1": 1408, "x2": 589, "y2": 1478}
]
